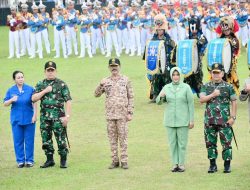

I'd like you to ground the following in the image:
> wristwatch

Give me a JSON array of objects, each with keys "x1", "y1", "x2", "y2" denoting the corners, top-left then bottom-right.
[{"x1": 231, "y1": 116, "x2": 236, "y2": 120}]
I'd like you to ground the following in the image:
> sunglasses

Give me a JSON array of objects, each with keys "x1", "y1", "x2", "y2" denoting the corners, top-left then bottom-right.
[{"x1": 212, "y1": 71, "x2": 221, "y2": 74}]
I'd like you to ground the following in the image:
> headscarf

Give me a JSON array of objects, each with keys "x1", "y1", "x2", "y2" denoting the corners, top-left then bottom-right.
[{"x1": 170, "y1": 67, "x2": 183, "y2": 85}]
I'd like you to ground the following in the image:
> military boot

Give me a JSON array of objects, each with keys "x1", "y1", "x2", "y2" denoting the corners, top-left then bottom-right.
[
  {"x1": 60, "y1": 155, "x2": 67, "y2": 169},
  {"x1": 121, "y1": 162, "x2": 129, "y2": 169},
  {"x1": 40, "y1": 154, "x2": 55, "y2": 168},
  {"x1": 224, "y1": 160, "x2": 231, "y2": 173},
  {"x1": 208, "y1": 159, "x2": 217, "y2": 173},
  {"x1": 108, "y1": 161, "x2": 119, "y2": 169}
]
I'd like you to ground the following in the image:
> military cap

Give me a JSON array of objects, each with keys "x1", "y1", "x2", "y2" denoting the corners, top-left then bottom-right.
[
  {"x1": 109, "y1": 58, "x2": 121, "y2": 66},
  {"x1": 45, "y1": 61, "x2": 57, "y2": 70},
  {"x1": 211, "y1": 63, "x2": 224, "y2": 72}
]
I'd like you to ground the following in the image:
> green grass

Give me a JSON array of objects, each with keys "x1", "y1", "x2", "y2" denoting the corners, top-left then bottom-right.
[{"x1": 0, "y1": 26, "x2": 250, "y2": 190}]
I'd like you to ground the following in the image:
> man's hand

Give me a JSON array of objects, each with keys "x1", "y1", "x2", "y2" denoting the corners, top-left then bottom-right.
[
  {"x1": 127, "y1": 114, "x2": 133, "y2": 122},
  {"x1": 227, "y1": 118, "x2": 235, "y2": 126},
  {"x1": 60, "y1": 117, "x2": 69, "y2": 127},
  {"x1": 44, "y1": 86, "x2": 53, "y2": 93},
  {"x1": 212, "y1": 89, "x2": 220, "y2": 97},
  {"x1": 100, "y1": 79, "x2": 106, "y2": 87}
]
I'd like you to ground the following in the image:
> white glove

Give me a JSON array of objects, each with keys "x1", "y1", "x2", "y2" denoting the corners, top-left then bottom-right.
[
  {"x1": 219, "y1": 13, "x2": 224, "y2": 17},
  {"x1": 185, "y1": 14, "x2": 190, "y2": 19},
  {"x1": 69, "y1": 15, "x2": 75, "y2": 20},
  {"x1": 56, "y1": 20, "x2": 62, "y2": 25},
  {"x1": 242, "y1": 11, "x2": 248, "y2": 16},
  {"x1": 10, "y1": 19, "x2": 16, "y2": 23}
]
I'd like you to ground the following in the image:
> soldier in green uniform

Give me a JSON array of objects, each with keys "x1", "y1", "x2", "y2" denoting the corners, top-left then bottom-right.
[
  {"x1": 32, "y1": 61, "x2": 72, "y2": 168},
  {"x1": 200, "y1": 63, "x2": 237, "y2": 174}
]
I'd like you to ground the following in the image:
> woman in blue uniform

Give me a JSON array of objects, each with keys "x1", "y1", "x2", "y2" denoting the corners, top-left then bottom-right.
[{"x1": 3, "y1": 71, "x2": 37, "y2": 168}]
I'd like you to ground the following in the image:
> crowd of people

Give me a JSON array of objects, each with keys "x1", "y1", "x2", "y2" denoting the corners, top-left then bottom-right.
[{"x1": 6, "y1": 0, "x2": 250, "y2": 59}]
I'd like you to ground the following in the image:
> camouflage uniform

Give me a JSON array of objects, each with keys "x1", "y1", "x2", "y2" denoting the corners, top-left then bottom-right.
[
  {"x1": 35, "y1": 78, "x2": 72, "y2": 157},
  {"x1": 95, "y1": 75, "x2": 134, "y2": 163},
  {"x1": 200, "y1": 81, "x2": 237, "y2": 160}
]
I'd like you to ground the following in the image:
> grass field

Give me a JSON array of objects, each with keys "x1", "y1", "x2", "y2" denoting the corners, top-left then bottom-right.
[{"x1": 0, "y1": 26, "x2": 250, "y2": 190}]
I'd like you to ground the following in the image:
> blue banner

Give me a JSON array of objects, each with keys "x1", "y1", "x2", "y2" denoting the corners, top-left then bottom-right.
[
  {"x1": 207, "y1": 38, "x2": 225, "y2": 68},
  {"x1": 177, "y1": 40, "x2": 194, "y2": 76},
  {"x1": 248, "y1": 40, "x2": 250, "y2": 68},
  {"x1": 146, "y1": 41, "x2": 161, "y2": 74}
]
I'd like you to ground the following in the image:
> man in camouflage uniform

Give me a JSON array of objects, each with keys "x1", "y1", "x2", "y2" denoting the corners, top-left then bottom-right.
[
  {"x1": 95, "y1": 58, "x2": 134, "y2": 169},
  {"x1": 200, "y1": 63, "x2": 237, "y2": 174},
  {"x1": 32, "y1": 61, "x2": 72, "y2": 168}
]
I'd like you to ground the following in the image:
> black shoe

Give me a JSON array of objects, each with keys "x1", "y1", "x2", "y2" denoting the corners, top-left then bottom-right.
[
  {"x1": 108, "y1": 162, "x2": 119, "y2": 169},
  {"x1": 40, "y1": 154, "x2": 55, "y2": 168},
  {"x1": 171, "y1": 165, "x2": 179, "y2": 172},
  {"x1": 25, "y1": 162, "x2": 34, "y2": 168},
  {"x1": 60, "y1": 156, "x2": 67, "y2": 169},
  {"x1": 208, "y1": 165, "x2": 217, "y2": 173},
  {"x1": 177, "y1": 165, "x2": 185, "y2": 172},
  {"x1": 17, "y1": 163, "x2": 25, "y2": 168},
  {"x1": 208, "y1": 159, "x2": 217, "y2": 173},
  {"x1": 224, "y1": 160, "x2": 231, "y2": 173},
  {"x1": 121, "y1": 162, "x2": 129, "y2": 169}
]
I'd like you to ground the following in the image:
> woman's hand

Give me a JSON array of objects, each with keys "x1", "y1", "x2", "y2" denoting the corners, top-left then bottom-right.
[
  {"x1": 160, "y1": 92, "x2": 166, "y2": 98},
  {"x1": 189, "y1": 122, "x2": 194, "y2": 129},
  {"x1": 11, "y1": 95, "x2": 18, "y2": 102},
  {"x1": 32, "y1": 115, "x2": 37, "y2": 123}
]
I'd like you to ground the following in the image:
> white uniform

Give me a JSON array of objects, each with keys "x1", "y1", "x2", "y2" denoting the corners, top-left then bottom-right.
[
  {"x1": 78, "y1": 14, "x2": 93, "y2": 58},
  {"x1": 28, "y1": 13, "x2": 43, "y2": 59},
  {"x1": 65, "y1": 9, "x2": 79, "y2": 56},
  {"x1": 104, "y1": 17, "x2": 120, "y2": 57},
  {"x1": 40, "y1": 12, "x2": 51, "y2": 54},
  {"x1": 52, "y1": 14, "x2": 68, "y2": 58},
  {"x1": 129, "y1": 12, "x2": 141, "y2": 56},
  {"x1": 19, "y1": 12, "x2": 31, "y2": 56},
  {"x1": 7, "y1": 14, "x2": 20, "y2": 58}
]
